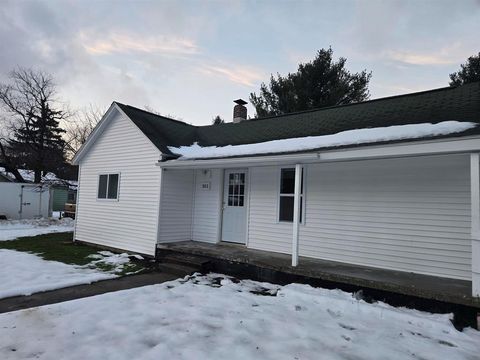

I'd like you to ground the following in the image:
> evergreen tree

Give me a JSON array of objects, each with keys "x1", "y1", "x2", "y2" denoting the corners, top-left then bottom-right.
[
  {"x1": 212, "y1": 115, "x2": 225, "y2": 125},
  {"x1": 0, "y1": 68, "x2": 67, "y2": 183},
  {"x1": 449, "y1": 52, "x2": 480, "y2": 86},
  {"x1": 250, "y1": 48, "x2": 371, "y2": 117}
]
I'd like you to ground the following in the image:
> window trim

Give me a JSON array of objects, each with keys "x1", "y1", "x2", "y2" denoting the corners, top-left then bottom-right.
[
  {"x1": 97, "y1": 173, "x2": 121, "y2": 201},
  {"x1": 277, "y1": 166, "x2": 305, "y2": 224}
]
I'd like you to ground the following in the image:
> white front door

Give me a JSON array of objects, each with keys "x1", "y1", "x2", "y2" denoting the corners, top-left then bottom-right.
[{"x1": 221, "y1": 169, "x2": 248, "y2": 244}]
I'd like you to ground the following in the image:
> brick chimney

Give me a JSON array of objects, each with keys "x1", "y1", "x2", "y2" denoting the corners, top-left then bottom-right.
[{"x1": 233, "y1": 99, "x2": 247, "y2": 123}]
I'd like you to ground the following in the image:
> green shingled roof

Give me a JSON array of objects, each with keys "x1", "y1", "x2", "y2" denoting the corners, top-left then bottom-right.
[{"x1": 115, "y1": 81, "x2": 480, "y2": 157}]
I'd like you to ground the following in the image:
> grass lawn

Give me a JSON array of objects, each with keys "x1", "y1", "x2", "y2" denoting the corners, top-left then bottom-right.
[{"x1": 0, "y1": 232, "x2": 147, "y2": 276}]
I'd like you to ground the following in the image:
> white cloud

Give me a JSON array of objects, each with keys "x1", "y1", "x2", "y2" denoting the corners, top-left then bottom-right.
[
  {"x1": 80, "y1": 31, "x2": 199, "y2": 56},
  {"x1": 200, "y1": 64, "x2": 264, "y2": 87},
  {"x1": 385, "y1": 44, "x2": 472, "y2": 66}
]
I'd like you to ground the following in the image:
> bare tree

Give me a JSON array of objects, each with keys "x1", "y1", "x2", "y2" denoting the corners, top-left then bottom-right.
[
  {"x1": 64, "y1": 104, "x2": 104, "y2": 158},
  {"x1": 0, "y1": 67, "x2": 68, "y2": 182}
]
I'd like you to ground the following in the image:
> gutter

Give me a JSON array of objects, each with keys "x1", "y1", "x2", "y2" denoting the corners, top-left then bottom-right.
[
  {"x1": 156, "y1": 153, "x2": 320, "y2": 169},
  {"x1": 156, "y1": 135, "x2": 480, "y2": 169}
]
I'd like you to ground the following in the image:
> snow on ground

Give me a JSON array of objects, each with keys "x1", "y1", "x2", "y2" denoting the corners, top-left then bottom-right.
[
  {"x1": 0, "y1": 250, "x2": 116, "y2": 299},
  {"x1": 169, "y1": 121, "x2": 476, "y2": 159},
  {"x1": 0, "y1": 219, "x2": 142, "y2": 299},
  {"x1": 0, "y1": 273, "x2": 478, "y2": 360},
  {"x1": 0, "y1": 217, "x2": 74, "y2": 241},
  {"x1": 86, "y1": 250, "x2": 144, "y2": 274}
]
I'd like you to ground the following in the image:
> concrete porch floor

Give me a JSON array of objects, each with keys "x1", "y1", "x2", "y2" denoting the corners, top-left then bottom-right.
[{"x1": 157, "y1": 241, "x2": 480, "y2": 309}]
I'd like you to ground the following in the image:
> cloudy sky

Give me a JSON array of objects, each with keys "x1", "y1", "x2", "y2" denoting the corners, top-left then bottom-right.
[{"x1": 0, "y1": 0, "x2": 479, "y2": 125}]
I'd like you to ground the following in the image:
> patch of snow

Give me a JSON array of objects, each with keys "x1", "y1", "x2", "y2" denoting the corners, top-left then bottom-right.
[
  {"x1": 0, "y1": 218, "x2": 74, "y2": 241},
  {"x1": 0, "y1": 273, "x2": 478, "y2": 359},
  {"x1": 169, "y1": 121, "x2": 477, "y2": 159},
  {"x1": 85, "y1": 251, "x2": 137, "y2": 274},
  {"x1": 0, "y1": 250, "x2": 116, "y2": 299}
]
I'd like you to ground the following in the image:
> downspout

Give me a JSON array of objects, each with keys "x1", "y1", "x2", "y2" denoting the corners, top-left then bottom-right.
[
  {"x1": 470, "y1": 153, "x2": 480, "y2": 297},
  {"x1": 73, "y1": 165, "x2": 83, "y2": 242},
  {"x1": 291, "y1": 163, "x2": 302, "y2": 266},
  {"x1": 190, "y1": 169, "x2": 197, "y2": 241}
]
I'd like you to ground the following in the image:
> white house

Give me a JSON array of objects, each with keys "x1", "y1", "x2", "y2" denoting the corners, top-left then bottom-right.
[{"x1": 72, "y1": 82, "x2": 480, "y2": 297}]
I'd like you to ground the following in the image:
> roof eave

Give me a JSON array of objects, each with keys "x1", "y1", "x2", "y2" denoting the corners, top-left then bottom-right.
[{"x1": 159, "y1": 134, "x2": 480, "y2": 169}]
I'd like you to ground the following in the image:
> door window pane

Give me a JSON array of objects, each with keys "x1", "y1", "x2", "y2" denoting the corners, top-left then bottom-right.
[{"x1": 227, "y1": 172, "x2": 245, "y2": 207}]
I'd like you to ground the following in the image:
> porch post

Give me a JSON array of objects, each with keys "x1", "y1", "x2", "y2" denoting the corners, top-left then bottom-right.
[
  {"x1": 292, "y1": 163, "x2": 302, "y2": 267},
  {"x1": 470, "y1": 153, "x2": 480, "y2": 297}
]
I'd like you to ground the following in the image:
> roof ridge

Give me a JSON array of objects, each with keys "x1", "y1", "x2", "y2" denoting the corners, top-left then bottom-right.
[
  {"x1": 114, "y1": 102, "x2": 195, "y2": 127},
  {"x1": 244, "y1": 82, "x2": 480, "y2": 123},
  {"x1": 116, "y1": 81, "x2": 480, "y2": 129}
]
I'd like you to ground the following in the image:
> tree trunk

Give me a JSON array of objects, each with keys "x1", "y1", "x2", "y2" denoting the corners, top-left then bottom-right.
[
  {"x1": 34, "y1": 169, "x2": 42, "y2": 183},
  {"x1": 0, "y1": 163, "x2": 24, "y2": 182}
]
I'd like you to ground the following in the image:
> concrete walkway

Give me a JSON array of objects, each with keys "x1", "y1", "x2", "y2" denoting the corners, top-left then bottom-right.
[{"x1": 0, "y1": 271, "x2": 180, "y2": 314}]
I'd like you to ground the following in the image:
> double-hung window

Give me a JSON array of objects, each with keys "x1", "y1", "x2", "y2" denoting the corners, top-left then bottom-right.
[
  {"x1": 97, "y1": 173, "x2": 120, "y2": 200},
  {"x1": 279, "y1": 168, "x2": 303, "y2": 222}
]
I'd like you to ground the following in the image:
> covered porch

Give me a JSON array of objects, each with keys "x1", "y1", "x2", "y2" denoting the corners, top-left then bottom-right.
[
  {"x1": 156, "y1": 141, "x2": 480, "y2": 299},
  {"x1": 157, "y1": 240, "x2": 480, "y2": 309}
]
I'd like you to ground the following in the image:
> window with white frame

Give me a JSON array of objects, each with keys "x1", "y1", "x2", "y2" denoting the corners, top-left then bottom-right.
[
  {"x1": 279, "y1": 168, "x2": 303, "y2": 222},
  {"x1": 97, "y1": 174, "x2": 119, "y2": 200}
]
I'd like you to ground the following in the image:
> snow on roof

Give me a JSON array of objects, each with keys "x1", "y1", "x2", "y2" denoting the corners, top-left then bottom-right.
[
  {"x1": 168, "y1": 121, "x2": 477, "y2": 160},
  {"x1": 0, "y1": 168, "x2": 77, "y2": 189}
]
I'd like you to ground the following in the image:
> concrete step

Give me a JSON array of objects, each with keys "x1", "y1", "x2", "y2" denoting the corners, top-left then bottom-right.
[
  {"x1": 159, "y1": 252, "x2": 212, "y2": 269},
  {"x1": 157, "y1": 262, "x2": 199, "y2": 277}
]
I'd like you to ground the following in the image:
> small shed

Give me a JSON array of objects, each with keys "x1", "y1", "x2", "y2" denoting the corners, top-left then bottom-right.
[
  {"x1": 0, "y1": 182, "x2": 51, "y2": 219},
  {"x1": 0, "y1": 167, "x2": 77, "y2": 214}
]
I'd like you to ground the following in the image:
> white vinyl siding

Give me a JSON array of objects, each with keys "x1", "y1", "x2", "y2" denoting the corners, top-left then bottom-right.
[
  {"x1": 248, "y1": 166, "x2": 292, "y2": 253},
  {"x1": 157, "y1": 168, "x2": 222, "y2": 244},
  {"x1": 192, "y1": 169, "x2": 223, "y2": 243},
  {"x1": 301, "y1": 154, "x2": 471, "y2": 280},
  {"x1": 157, "y1": 169, "x2": 194, "y2": 243},
  {"x1": 246, "y1": 154, "x2": 471, "y2": 280},
  {"x1": 74, "y1": 110, "x2": 162, "y2": 256}
]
